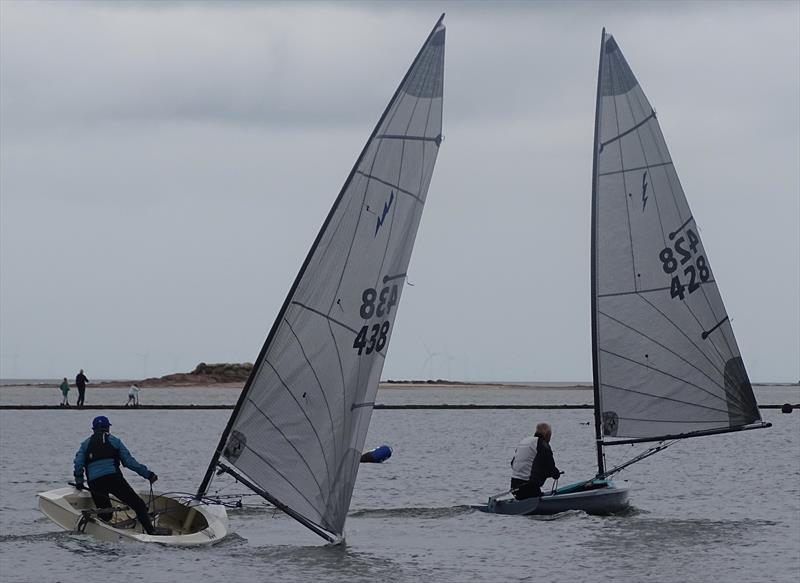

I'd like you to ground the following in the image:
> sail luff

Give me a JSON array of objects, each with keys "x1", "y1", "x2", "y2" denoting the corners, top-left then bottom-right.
[
  {"x1": 590, "y1": 27, "x2": 607, "y2": 476},
  {"x1": 198, "y1": 15, "x2": 446, "y2": 541}
]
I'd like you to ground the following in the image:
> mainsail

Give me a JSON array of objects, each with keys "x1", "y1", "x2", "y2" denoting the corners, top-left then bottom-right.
[
  {"x1": 198, "y1": 16, "x2": 446, "y2": 541},
  {"x1": 591, "y1": 31, "x2": 763, "y2": 449}
]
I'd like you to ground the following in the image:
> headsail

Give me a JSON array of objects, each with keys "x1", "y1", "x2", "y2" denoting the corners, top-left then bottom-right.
[
  {"x1": 591, "y1": 32, "x2": 763, "y2": 444},
  {"x1": 198, "y1": 16, "x2": 446, "y2": 541}
]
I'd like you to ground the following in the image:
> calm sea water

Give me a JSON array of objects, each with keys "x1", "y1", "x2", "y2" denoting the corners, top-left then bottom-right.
[{"x1": 0, "y1": 389, "x2": 798, "y2": 582}]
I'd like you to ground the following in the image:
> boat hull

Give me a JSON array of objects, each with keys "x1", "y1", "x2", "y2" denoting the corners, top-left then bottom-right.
[
  {"x1": 477, "y1": 479, "x2": 629, "y2": 516},
  {"x1": 38, "y1": 486, "x2": 228, "y2": 546}
]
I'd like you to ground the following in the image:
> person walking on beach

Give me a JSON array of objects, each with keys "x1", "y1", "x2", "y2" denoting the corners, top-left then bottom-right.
[
  {"x1": 75, "y1": 369, "x2": 89, "y2": 407},
  {"x1": 125, "y1": 384, "x2": 140, "y2": 407},
  {"x1": 73, "y1": 415, "x2": 163, "y2": 535},
  {"x1": 510, "y1": 422, "x2": 562, "y2": 500},
  {"x1": 59, "y1": 378, "x2": 71, "y2": 407}
]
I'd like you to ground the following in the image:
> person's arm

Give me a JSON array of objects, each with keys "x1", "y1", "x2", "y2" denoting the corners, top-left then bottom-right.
[
  {"x1": 73, "y1": 439, "x2": 88, "y2": 484},
  {"x1": 111, "y1": 436, "x2": 152, "y2": 480}
]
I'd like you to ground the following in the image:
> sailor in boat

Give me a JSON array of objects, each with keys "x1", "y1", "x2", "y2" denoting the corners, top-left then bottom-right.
[
  {"x1": 510, "y1": 422, "x2": 562, "y2": 500},
  {"x1": 73, "y1": 415, "x2": 161, "y2": 535}
]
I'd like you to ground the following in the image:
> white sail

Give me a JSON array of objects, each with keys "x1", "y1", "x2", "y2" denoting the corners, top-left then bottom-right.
[
  {"x1": 204, "y1": 18, "x2": 445, "y2": 538},
  {"x1": 592, "y1": 33, "x2": 761, "y2": 441}
]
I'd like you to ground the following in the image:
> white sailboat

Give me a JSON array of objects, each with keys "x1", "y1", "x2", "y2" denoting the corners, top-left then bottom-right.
[
  {"x1": 37, "y1": 15, "x2": 446, "y2": 545},
  {"x1": 480, "y1": 29, "x2": 770, "y2": 516},
  {"x1": 195, "y1": 16, "x2": 446, "y2": 543}
]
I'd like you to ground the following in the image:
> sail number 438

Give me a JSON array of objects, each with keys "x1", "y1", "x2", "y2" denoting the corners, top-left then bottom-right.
[
  {"x1": 353, "y1": 285, "x2": 398, "y2": 355},
  {"x1": 658, "y1": 228, "x2": 710, "y2": 300}
]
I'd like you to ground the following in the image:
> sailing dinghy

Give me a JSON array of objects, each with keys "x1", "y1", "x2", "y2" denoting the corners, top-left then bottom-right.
[
  {"x1": 480, "y1": 30, "x2": 770, "y2": 516},
  {"x1": 38, "y1": 486, "x2": 228, "y2": 546},
  {"x1": 195, "y1": 16, "x2": 446, "y2": 543},
  {"x1": 37, "y1": 16, "x2": 445, "y2": 546}
]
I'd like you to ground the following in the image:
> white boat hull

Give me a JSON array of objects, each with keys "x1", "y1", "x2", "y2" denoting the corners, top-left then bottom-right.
[
  {"x1": 38, "y1": 486, "x2": 228, "y2": 546},
  {"x1": 477, "y1": 479, "x2": 629, "y2": 516}
]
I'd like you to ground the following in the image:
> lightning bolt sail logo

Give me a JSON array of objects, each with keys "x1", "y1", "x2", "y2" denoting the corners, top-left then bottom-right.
[
  {"x1": 375, "y1": 191, "x2": 395, "y2": 236},
  {"x1": 641, "y1": 171, "x2": 649, "y2": 212}
]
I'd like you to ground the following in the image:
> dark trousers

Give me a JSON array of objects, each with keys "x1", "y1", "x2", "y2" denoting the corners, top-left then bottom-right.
[
  {"x1": 76, "y1": 387, "x2": 86, "y2": 407},
  {"x1": 511, "y1": 478, "x2": 542, "y2": 500},
  {"x1": 88, "y1": 473, "x2": 154, "y2": 534}
]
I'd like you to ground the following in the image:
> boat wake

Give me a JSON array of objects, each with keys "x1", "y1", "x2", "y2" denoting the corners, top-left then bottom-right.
[{"x1": 348, "y1": 505, "x2": 474, "y2": 519}]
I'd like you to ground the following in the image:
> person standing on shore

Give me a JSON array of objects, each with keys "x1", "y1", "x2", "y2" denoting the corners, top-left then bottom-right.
[
  {"x1": 59, "y1": 378, "x2": 71, "y2": 407},
  {"x1": 125, "y1": 384, "x2": 140, "y2": 407},
  {"x1": 75, "y1": 369, "x2": 89, "y2": 407}
]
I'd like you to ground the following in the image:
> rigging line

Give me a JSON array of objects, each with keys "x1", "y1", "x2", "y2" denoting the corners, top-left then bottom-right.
[
  {"x1": 702, "y1": 316, "x2": 729, "y2": 340},
  {"x1": 597, "y1": 441, "x2": 674, "y2": 479},
  {"x1": 601, "y1": 380, "x2": 733, "y2": 416},
  {"x1": 599, "y1": 108, "x2": 656, "y2": 152},
  {"x1": 608, "y1": 54, "x2": 639, "y2": 292},
  {"x1": 598, "y1": 160, "x2": 673, "y2": 177},
  {"x1": 224, "y1": 449, "x2": 329, "y2": 533},
  {"x1": 668, "y1": 215, "x2": 694, "y2": 241},
  {"x1": 262, "y1": 359, "x2": 334, "y2": 488},
  {"x1": 599, "y1": 349, "x2": 742, "y2": 414},
  {"x1": 376, "y1": 133, "x2": 441, "y2": 144},
  {"x1": 597, "y1": 280, "x2": 716, "y2": 298},
  {"x1": 597, "y1": 309, "x2": 741, "y2": 407},
  {"x1": 355, "y1": 171, "x2": 424, "y2": 205},
  {"x1": 243, "y1": 397, "x2": 329, "y2": 506},
  {"x1": 622, "y1": 87, "x2": 668, "y2": 246},
  {"x1": 283, "y1": 317, "x2": 340, "y2": 465},
  {"x1": 290, "y1": 301, "x2": 359, "y2": 335},
  {"x1": 637, "y1": 293, "x2": 727, "y2": 375}
]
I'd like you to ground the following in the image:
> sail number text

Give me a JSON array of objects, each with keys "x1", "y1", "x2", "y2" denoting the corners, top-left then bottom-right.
[
  {"x1": 353, "y1": 285, "x2": 398, "y2": 355},
  {"x1": 658, "y1": 229, "x2": 709, "y2": 300}
]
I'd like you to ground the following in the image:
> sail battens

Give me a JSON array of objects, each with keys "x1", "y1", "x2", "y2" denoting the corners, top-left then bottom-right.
[
  {"x1": 599, "y1": 108, "x2": 656, "y2": 152},
  {"x1": 592, "y1": 32, "x2": 762, "y2": 443},
  {"x1": 355, "y1": 170, "x2": 424, "y2": 204},
  {"x1": 597, "y1": 280, "x2": 718, "y2": 298},
  {"x1": 598, "y1": 160, "x2": 673, "y2": 177},
  {"x1": 290, "y1": 301, "x2": 359, "y2": 335},
  {"x1": 668, "y1": 215, "x2": 695, "y2": 240},
  {"x1": 377, "y1": 133, "x2": 442, "y2": 145},
  {"x1": 201, "y1": 17, "x2": 446, "y2": 541}
]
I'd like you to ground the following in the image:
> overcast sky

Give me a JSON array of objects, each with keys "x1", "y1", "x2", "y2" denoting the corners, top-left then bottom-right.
[{"x1": 1, "y1": 0, "x2": 798, "y2": 382}]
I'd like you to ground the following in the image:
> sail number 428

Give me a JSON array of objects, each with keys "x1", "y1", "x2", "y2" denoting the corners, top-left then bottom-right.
[
  {"x1": 658, "y1": 229, "x2": 709, "y2": 300},
  {"x1": 354, "y1": 285, "x2": 398, "y2": 355}
]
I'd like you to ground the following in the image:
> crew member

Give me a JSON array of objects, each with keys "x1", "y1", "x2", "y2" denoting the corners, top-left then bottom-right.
[
  {"x1": 75, "y1": 369, "x2": 89, "y2": 407},
  {"x1": 510, "y1": 422, "x2": 562, "y2": 500},
  {"x1": 73, "y1": 415, "x2": 161, "y2": 535}
]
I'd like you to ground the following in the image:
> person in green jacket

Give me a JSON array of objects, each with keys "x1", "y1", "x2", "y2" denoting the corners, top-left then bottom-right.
[{"x1": 59, "y1": 378, "x2": 70, "y2": 407}]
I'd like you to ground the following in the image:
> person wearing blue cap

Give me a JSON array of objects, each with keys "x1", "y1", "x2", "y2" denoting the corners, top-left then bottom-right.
[{"x1": 73, "y1": 415, "x2": 161, "y2": 535}]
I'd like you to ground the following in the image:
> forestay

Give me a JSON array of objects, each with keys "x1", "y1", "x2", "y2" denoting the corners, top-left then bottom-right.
[
  {"x1": 199, "y1": 18, "x2": 445, "y2": 540},
  {"x1": 592, "y1": 33, "x2": 761, "y2": 441}
]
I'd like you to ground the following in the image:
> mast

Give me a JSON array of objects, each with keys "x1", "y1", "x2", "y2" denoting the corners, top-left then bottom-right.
[
  {"x1": 196, "y1": 14, "x2": 446, "y2": 537},
  {"x1": 590, "y1": 28, "x2": 607, "y2": 477}
]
